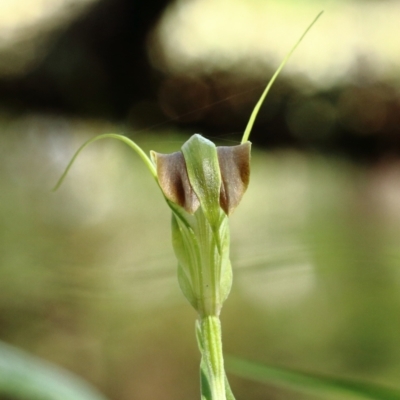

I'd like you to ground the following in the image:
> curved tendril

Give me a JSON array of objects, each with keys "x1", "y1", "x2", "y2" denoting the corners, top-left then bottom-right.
[
  {"x1": 241, "y1": 10, "x2": 324, "y2": 144},
  {"x1": 52, "y1": 133, "x2": 157, "y2": 191}
]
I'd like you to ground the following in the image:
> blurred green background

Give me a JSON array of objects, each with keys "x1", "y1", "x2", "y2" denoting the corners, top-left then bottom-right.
[{"x1": 1, "y1": 0, "x2": 400, "y2": 399}]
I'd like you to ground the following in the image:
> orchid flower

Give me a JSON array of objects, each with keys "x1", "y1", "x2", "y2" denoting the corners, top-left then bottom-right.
[{"x1": 54, "y1": 12, "x2": 322, "y2": 400}]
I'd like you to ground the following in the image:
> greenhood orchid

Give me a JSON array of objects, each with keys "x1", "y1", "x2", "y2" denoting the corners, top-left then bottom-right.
[{"x1": 53, "y1": 12, "x2": 322, "y2": 400}]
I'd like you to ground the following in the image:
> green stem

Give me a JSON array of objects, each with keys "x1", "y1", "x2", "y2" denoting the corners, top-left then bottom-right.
[{"x1": 199, "y1": 316, "x2": 226, "y2": 400}]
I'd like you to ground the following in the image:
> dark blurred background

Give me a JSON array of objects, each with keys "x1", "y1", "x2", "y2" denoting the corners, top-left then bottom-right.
[
  {"x1": 1, "y1": 0, "x2": 400, "y2": 159},
  {"x1": 1, "y1": 0, "x2": 400, "y2": 399}
]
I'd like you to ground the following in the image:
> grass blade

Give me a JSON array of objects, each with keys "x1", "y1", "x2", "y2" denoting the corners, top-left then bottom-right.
[
  {"x1": 0, "y1": 340, "x2": 109, "y2": 400},
  {"x1": 226, "y1": 356, "x2": 400, "y2": 400}
]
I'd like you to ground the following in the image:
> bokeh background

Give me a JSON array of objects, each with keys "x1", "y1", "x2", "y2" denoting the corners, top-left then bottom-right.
[{"x1": 1, "y1": 0, "x2": 400, "y2": 399}]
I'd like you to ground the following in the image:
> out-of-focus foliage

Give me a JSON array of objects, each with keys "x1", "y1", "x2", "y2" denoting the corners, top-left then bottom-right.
[
  {"x1": 226, "y1": 357, "x2": 400, "y2": 400},
  {"x1": 1, "y1": 0, "x2": 400, "y2": 158},
  {"x1": 0, "y1": 0, "x2": 97, "y2": 77},
  {"x1": 0, "y1": 114, "x2": 399, "y2": 399},
  {"x1": 153, "y1": 0, "x2": 400, "y2": 86},
  {"x1": 0, "y1": 340, "x2": 109, "y2": 400}
]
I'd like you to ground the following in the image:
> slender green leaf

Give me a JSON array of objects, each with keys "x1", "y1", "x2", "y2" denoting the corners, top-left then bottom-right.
[
  {"x1": 0, "y1": 340, "x2": 109, "y2": 400},
  {"x1": 241, "y1": 11, "x2": 323, "y2": 143},
  {"x1": 200, "y1": 356, "x2": 213, "y2": 400},
  {"x1": 226, "y1": 356, "x2": 400, "y2": 400},
  {"x1": 224, "y1": 373, "x2": 236, "y2": 400},
  {"x1": 53, "y1": 133, "x2": 157, "y2": 191}
]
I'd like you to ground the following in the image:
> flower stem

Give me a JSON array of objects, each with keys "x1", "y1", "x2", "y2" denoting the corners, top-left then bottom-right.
[{"x1": 198, "y1": 316, "x2": 226, "y2": 400}]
